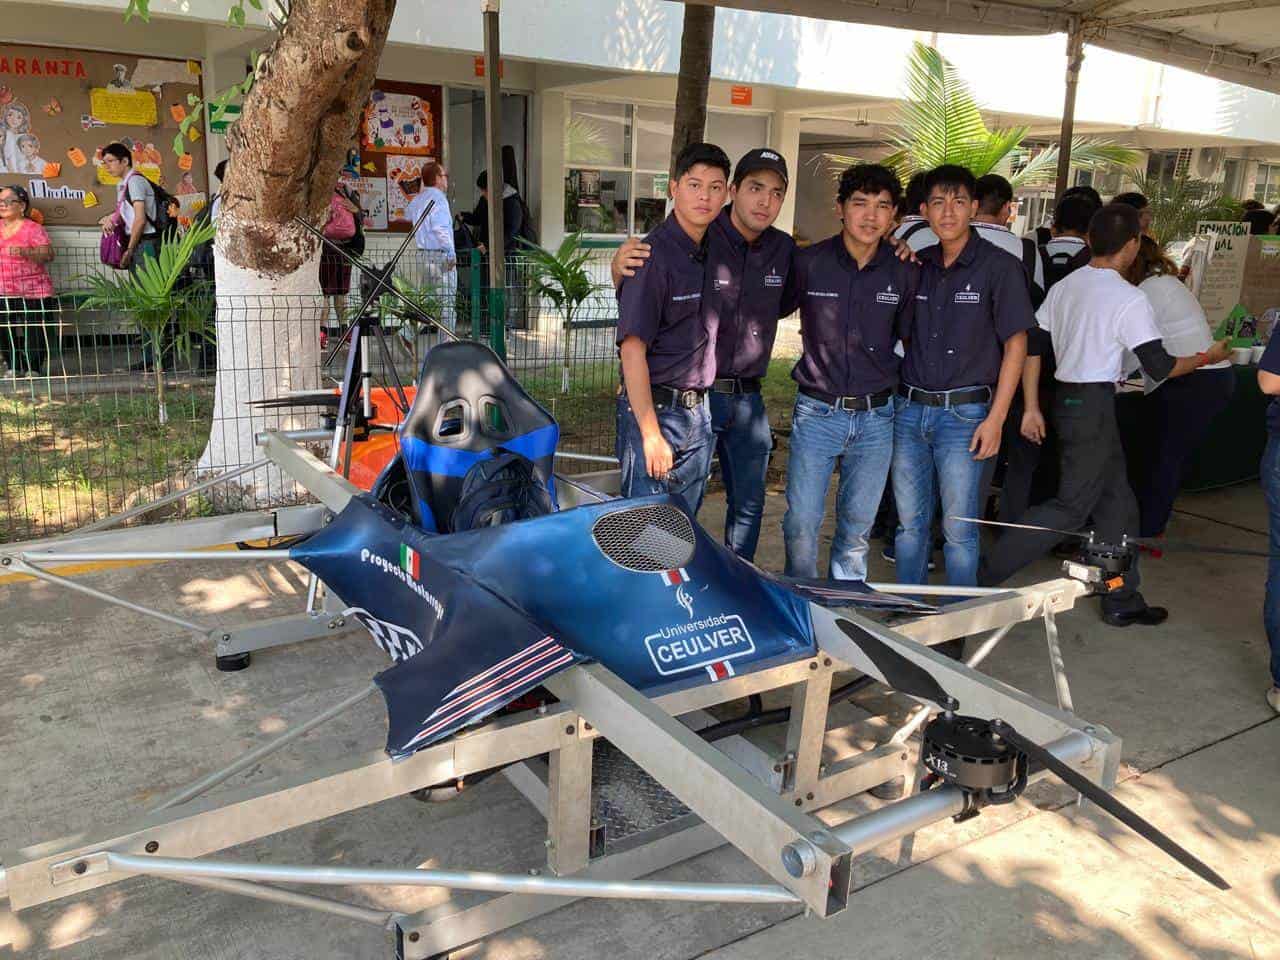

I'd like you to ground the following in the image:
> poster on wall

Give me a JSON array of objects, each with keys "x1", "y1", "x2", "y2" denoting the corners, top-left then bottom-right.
[
  {"x1": 1193, "y1": 221, "x2": 1251, "y2": 331},
  {"x1": 347, "y1": 176, "x2": 388, "y2": 231},
  {"x1": 351, "y1": 79, "x2": 442, "y2": 232},
  {"x1": 0, "y1": 46, "x2": 207, "y2": 228}
]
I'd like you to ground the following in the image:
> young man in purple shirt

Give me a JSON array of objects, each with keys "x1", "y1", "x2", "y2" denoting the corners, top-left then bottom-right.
[
  {"x1": 615, "y1": 142, "x2": 730, "y2": 512},
  {"x1": 892, "y1": 164, "x2": 1033, "y2": 589},
  {"x1": 783, "y1": 164, "x2": 916, "y2": 581},
  {"x1": 612, "y1": 148, "x2": 800, "y2": 560}
]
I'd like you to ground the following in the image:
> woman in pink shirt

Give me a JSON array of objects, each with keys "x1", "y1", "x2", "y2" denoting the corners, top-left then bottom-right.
[{"x1": 0, "y1": 184, "x2": 55, "y2": 375}]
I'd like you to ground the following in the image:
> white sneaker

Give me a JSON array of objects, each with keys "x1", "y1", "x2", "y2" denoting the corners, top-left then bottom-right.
[{"x1": 1268, "y1": 687, "x2": 1280, "y2": 714}]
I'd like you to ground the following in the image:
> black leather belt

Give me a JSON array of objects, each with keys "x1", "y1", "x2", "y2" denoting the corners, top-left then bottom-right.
[
  {"x1": 799, "y1": 387, "x2": 893, "y2": 411},
  {"x1": 711, "y1": 377, "x2": 762, "y2": 394},
  {"x1": 897, "y1": 384, "x2": 992, "y2": 407},
  {"x1": 652, "y1": 384, "x2": 706, "y2": 409}
]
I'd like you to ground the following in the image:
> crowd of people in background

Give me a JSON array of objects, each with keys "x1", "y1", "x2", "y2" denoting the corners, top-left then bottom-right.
[{"x1": 607, "y1": 141, "x2": 1280, "y2": 709}]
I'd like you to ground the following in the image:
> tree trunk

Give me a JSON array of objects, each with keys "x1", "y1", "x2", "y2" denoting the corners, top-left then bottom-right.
[
  {"x1": 197, "y1": 0, "x2": 396, "y2": 494},
  {"x1": 669, "y1": 4, "x2": 716, "y2": 175}
]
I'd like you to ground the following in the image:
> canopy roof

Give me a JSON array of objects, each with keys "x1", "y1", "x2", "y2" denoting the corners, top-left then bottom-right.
[{"x1": 687, "y1": 0, "x2": 1280, "y2": 93}]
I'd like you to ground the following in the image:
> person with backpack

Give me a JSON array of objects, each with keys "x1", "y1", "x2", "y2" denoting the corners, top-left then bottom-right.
[
  {"x1": 98, "y1": 142, "x2": 162, "y2": 272},
  {"x1": 319, "y1": 179, "x2": 361, "y2": 322},
  {"x1": 999, "y1": 190, "x2": 1100, "y2": 521},
  {"x1": 972, "y1": 174, "x2": 1044, "y2": 306}
]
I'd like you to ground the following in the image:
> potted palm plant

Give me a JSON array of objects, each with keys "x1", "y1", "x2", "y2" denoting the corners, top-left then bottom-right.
[
  {"x1": 519, "y1": 233, "x2": 596, "y2": 394},
  {"x1": 81, "y1": 221, "x2": 216, "y2": 424}
]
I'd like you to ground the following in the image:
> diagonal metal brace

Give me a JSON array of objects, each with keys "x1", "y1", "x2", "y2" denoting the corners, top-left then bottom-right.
[{"x1": 544, "y1": 663, "x2": 852, "y2": 917}]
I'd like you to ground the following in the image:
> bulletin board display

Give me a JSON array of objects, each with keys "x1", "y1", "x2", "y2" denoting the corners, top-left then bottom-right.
[
  {"x1": 348, "y1": 79, "x2": 443, "y2": 232},
  {"x1": 0, "y1": 44, "x2": 209, "y2": 227}
]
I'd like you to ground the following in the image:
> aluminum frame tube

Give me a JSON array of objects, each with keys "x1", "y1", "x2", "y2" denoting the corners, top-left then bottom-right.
[
  {"x1": 11, "y1": 560, "x2": 207, "y2": 633},
  {"x1": 22, "y1": 550, "x2": 293, "y2": 563},
  {"x1": 864, "y1": 582, "x2": 1012, "y2": 597},
  {"x1": 150, "y1": 684, "x2": 379, "y2": 813},
  {"x1": 179, "y1": 874, "x2": 398, "y2": 927},
  {"x1": 77, "y1": 459, "x2": 272, "y2": 533},
  {"x1": 101, "y1": 853, "x2": 802, "y2": 905}
]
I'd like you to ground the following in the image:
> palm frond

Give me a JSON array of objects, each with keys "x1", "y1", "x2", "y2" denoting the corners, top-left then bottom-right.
[
  {"x1": 1009, "y1": 140, "x2": 1138, "y2": 187},
  {"x1": 1125, "y1": 168, "x2": 1243, "y2": 244},
  {"x1": 891, "y1": 42, "x2": 991, "y2": 175}
]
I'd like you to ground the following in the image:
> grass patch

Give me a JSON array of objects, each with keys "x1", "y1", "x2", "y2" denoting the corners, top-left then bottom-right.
[{"x1": 0, "y1": 384, "x2": 215, "y2": 541}]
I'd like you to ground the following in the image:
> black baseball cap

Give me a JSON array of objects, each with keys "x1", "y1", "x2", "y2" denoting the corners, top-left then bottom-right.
[{"x1": 733, "y1": 148, "x2": 789, "y2": 188}]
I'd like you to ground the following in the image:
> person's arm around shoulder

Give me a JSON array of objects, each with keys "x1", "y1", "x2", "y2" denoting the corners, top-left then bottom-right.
[
  {"x1": 972, "y1": 256, "x2": 1032, "y2": 459},
  {"x1": 617, "y1": 255, "x2": 671, "y2": 480},
  {"x1": 611, "y1": 236, "x2": 652, "y2": 289}
]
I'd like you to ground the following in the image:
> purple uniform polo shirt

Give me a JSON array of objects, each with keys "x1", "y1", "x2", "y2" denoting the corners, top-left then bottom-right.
[
  {"x1": 791, "y1": 235, "x2": 917, "y2": 398},
  {"x1": 617, "y1": 214, "x2": 714, "y2": 391},
  {"x1": 902, "y1": 229, "x2": 1035, "y2": 391},
  {"x1": 704, "y1": 207, "x2": 800, "y2": 380}
]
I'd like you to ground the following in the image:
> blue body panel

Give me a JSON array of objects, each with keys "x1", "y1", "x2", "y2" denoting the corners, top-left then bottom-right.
[{"x1": 290, "y1": 494, "x2": 815, "y2": 757}]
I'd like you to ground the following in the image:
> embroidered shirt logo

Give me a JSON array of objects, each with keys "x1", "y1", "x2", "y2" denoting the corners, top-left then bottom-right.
[
  {"x1": 875, "y1": 283, "x2": 900, "y2": 305},
  {"x1": 807, "y1": 290, "x2": 839, "y2": 298},
  {"x1": 954, "y1": 282, "x2": 981, "y2": 304},
  {"x1": 672, "y1": 292, "x2": 702, "y2": 303},
  {"x1": 764, "y1": 269, "x2": 784, "y2": 288}
]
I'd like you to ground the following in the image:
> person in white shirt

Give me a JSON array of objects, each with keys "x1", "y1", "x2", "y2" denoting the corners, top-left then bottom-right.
[
  {"x1": 973, "y1": 174, "x2": 1044, "y2": 303},
  {"x1": 891, "y1": 172, "x2": 936, "y2": 251},
  {"x1": 405, "y1": 162, "x2": 457, "y2": 333},
  {"x1": 981, "y1": 203, "x2": 1230, "y2": 627},
  {"x1": 1124, "y1": 235, "x2": 1235, "y2": 539}
]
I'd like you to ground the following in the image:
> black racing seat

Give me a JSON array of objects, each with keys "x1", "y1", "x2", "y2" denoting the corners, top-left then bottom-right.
[{"x1": 373, "y1": 340, "x2": 559, "y2": 533}]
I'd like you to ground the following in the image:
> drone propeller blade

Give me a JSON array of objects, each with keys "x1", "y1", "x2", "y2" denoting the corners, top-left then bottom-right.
[
  {"x1": 951, "y1": 516, "x2": 1092, "y2": 541},
  {"x1": 1126, "y1": 536, "x2": 1274, "y2": 560},
  {"x1": 992, "y1": 721, "x2": 1230, "y2": 891},
  {"x1": 953, "y1": 517, "x2": 1276, "y2": 560},
  {"x1": 834, "y1": 618, "x2": 951, "y2": 708}
]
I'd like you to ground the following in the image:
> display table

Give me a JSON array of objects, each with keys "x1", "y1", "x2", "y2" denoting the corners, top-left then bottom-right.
[{"x1": 1116, "y1": 363, "x2": 1268, "y2": 492}]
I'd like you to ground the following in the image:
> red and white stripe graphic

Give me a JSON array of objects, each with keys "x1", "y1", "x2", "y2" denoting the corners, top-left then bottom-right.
[
  {"x1": 659, "y1": 568, "x2": 690, "y2": 587},
  {"x1": 705, "y1": 660, "x2": 735, "y2": 682},
  {"x1": 402, "y1": 637, "x2": 574, "y2": 750}
]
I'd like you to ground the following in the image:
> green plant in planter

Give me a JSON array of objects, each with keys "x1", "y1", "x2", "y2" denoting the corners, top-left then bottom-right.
[
  {"x1": 1123, "y1": 169, "x2": 1243, "y2": 244},
  {"x1": 80, "y1": 221, "x2": 216, "y2": 424},
  {"x1": 519, "y1": 233, "x2": 596, "y2": 394}
]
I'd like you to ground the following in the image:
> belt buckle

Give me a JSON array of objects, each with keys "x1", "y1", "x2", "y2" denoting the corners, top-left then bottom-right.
[{"x1": 680, "y1": 390, "x2": 699, "y2": 408}]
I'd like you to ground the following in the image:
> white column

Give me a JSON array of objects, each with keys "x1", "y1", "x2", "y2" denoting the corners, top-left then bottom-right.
[
  {"x1": 772, "y1": 110, "x2": 802, "y2": 237},
  {"x1": 539, "y1": 90, "x2": 567, "y2": 248}
]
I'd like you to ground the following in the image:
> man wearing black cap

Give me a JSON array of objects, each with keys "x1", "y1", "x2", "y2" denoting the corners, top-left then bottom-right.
[
  {"x1": 612, "y1": 147, "x2": 799, "y2": 560},
  {"x1": 615, "y1": 142, "x2": 731, "y2": 513}
]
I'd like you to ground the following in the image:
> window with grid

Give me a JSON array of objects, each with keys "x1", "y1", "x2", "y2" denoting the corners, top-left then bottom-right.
[
  {"x1": 1255, "y1": 163, "x2": 1280, "y2": 206},
  {"x1": 564, "y1": 99, "x2": 770, "y2": 237}
]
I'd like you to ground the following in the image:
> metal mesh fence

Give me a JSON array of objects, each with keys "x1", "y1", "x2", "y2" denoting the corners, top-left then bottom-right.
[{"x1": 0, "y1": 242, "x2": 621, "y2": 542}]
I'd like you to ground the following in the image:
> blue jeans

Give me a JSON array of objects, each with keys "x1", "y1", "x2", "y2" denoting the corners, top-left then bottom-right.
[
  {"x1": 616, "y1": 395, "x2": 713, "y2": 513},
  {"x1": 782, "y1": 393, "x2": 895, "y2": 580},
  {"x1": 711, "y1": 390, "x2": 772, "y2": 561},
  {"x1": 892, "y1": 395, "x2": 992, "y2": 586},
  {"x1": 1263, "y1": 436, "x2": 1280, "y2": 688}
]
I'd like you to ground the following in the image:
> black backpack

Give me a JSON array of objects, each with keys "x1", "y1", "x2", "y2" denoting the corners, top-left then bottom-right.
[
  {"x1": 449, "y1": 449, "x2": 555, "y2": 533},
  {"x1": 1040, "y1": 242, "x2": 1091, "y2": 292},
  {"x1": 144, "y1": 176, "x2": 178, "y2": 239}
]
